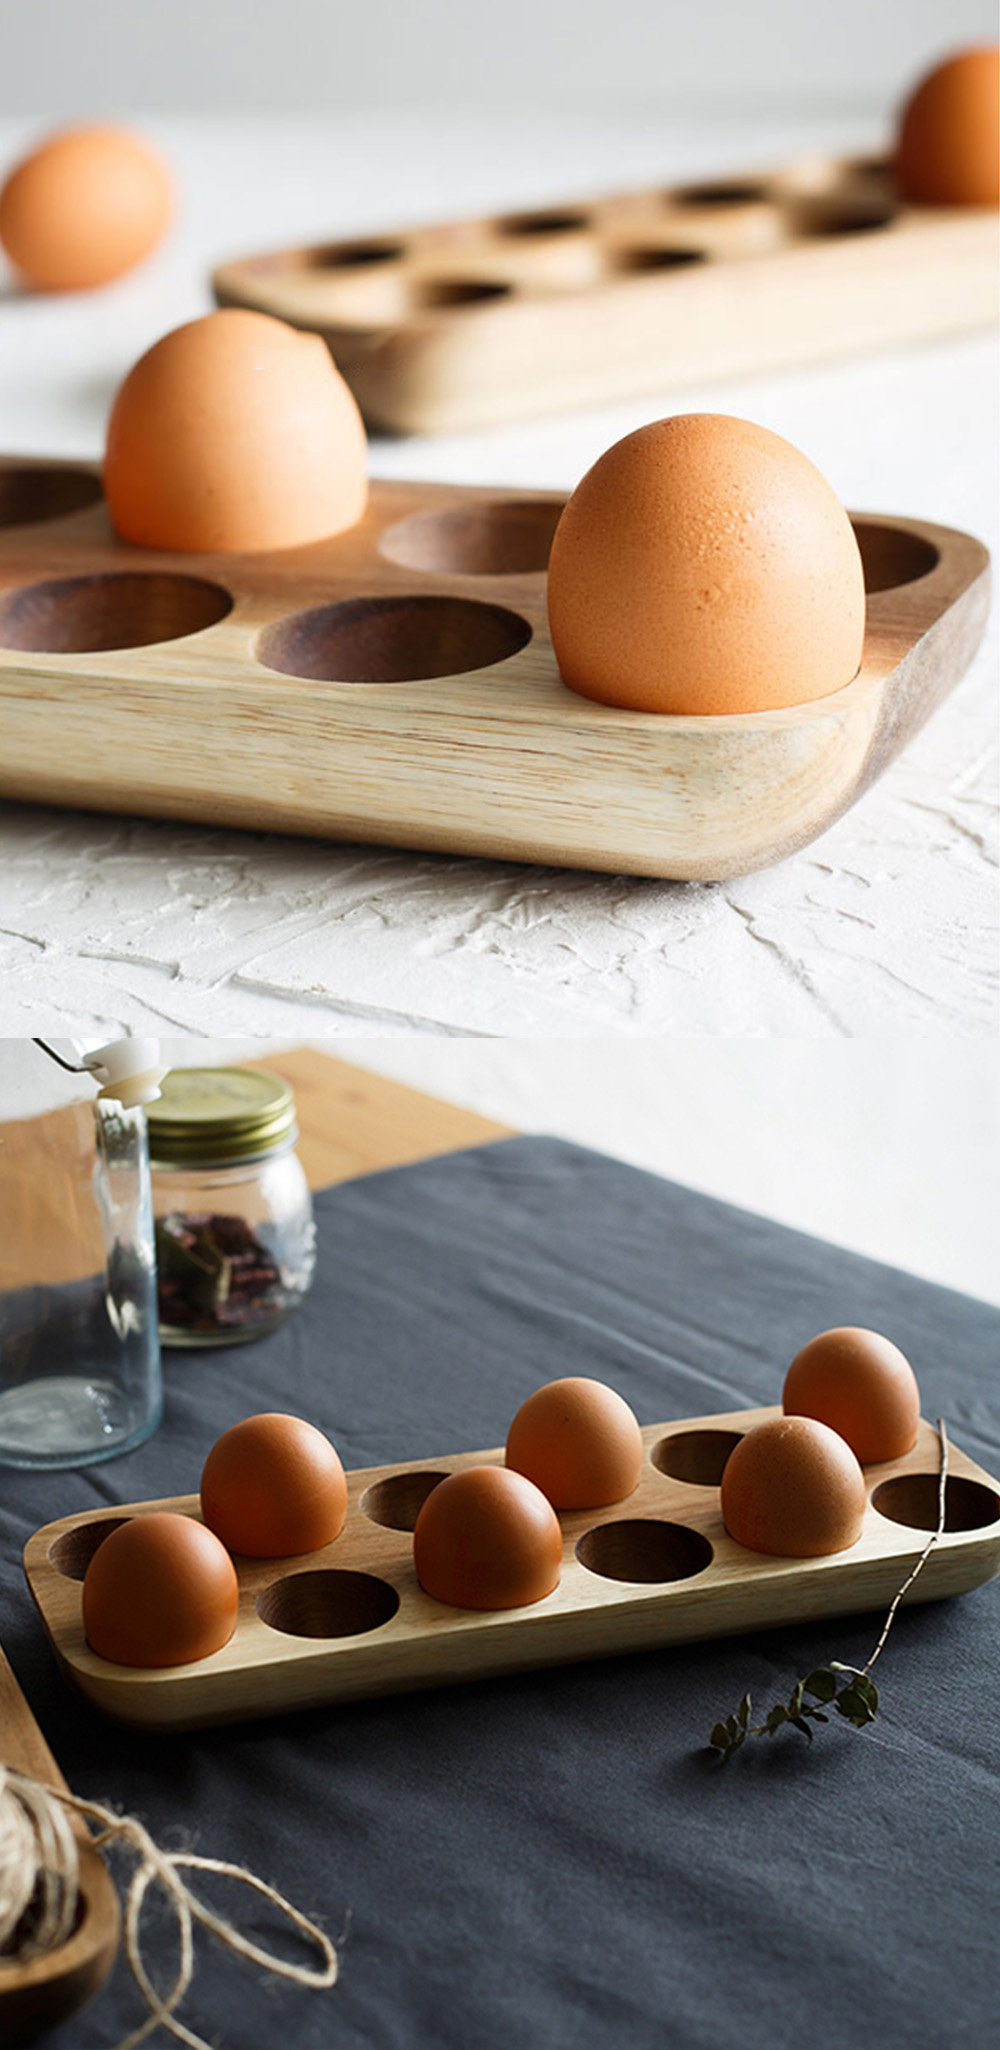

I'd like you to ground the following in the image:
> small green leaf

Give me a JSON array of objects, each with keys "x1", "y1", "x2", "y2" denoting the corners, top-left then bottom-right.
[
  {"x1": 737, "y1": 1692, "x2": 752, "y2": 1729},
  {"x1": 790, "y1": 1716, "x2": 814, "y2": 1739},
  {"x1": 710, "y1": 1723, "x2": 731, "y2": 1753},
  {"x1": 804, "y1": 1668, "x2": 837, "y2": 1703},
  {"x1": 811, "y1": 1711, "x2": 829, "y2": 1724},
  {"x1": 853, "y1": 1674, "x2": 879, "y2": 1711},
  {"x1": 764, "y1": 1704, "x2": 788, "y2": 1733}
]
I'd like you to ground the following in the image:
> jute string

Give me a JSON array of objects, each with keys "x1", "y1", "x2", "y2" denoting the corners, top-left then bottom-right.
[{"x1": 0, "y1": 1768, "x2": 339, "y2": 2050}]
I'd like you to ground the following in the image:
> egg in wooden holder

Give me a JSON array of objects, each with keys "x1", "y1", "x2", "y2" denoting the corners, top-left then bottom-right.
[
  {"x1": 22, "y1": 1400, "x2": 1000, "y2": 1729},
  {"x1": 0, "y1": 407, "x2": 989, "y2": 879}
]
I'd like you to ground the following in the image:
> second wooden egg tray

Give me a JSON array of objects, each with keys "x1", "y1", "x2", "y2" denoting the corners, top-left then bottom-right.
[
  {"x1": 0, "y1": 457, "x2": 989, "y2": 880},
  {"x1": 211, "y1": 153, "x2": 1000, "y2": 432},
  {"x1": 23, "y1": 1411, "x2": 1000, "y2": 1730}
]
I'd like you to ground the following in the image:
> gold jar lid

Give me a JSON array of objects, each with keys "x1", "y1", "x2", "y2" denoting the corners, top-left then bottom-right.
[{"x1": 146, "y1": 1067, "x2": 297, "y2": 1165}]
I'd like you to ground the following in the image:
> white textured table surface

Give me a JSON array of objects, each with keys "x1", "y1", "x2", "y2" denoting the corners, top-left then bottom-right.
[{"x1": 1, "y1": 110, "x2": 997, "y2": 1038}]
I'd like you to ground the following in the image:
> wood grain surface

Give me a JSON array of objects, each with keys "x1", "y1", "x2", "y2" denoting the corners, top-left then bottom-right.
[
  {"x1": 0, "y1": 1644, "x2": 120, "y2": 2045},
  {"x1": 21, "y1": 1414, "x2": 1000, "y2": 1730},
  {"x1": 211, "y1": 154, "x2": 1000, "y2": 431},
  {"x1": 0, "y1": 462, "x2": 989, "y2": 880}
]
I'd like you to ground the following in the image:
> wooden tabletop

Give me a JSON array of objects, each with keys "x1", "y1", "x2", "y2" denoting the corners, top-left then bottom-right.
[{"x1": 247, "y1": 1046, "x2": 512, "y2": 1191}]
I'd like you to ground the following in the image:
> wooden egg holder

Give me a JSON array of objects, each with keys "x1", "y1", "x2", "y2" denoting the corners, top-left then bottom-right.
[
  {"x1": 23, "y1": 1410, "x2": 1000, "y2": 1731},
  {"x1": 211, "y1": 154, "x2": 1000, "y2": 432},
  {"x1": 0, "y1": 457, "x2": 989, "y2": 880}
]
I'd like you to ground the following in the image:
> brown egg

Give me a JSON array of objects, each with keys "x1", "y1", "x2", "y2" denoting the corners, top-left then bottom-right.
[
  {"x1": 82, "y1": 1512, "x2": 239, "y2": 1667},
  {"x1": 720, "y1": 1416, "x2": 866, "y2": 1558},
  {"x1": 104, "y1": 309, "x2": 368, "y2": 552},
  {"x1": 201, "y1": 1412, "x2": 347, "y2": 1557},
  {"x1": 505, "y1": 1376, "x2": 644, "y2": 1508},
  {"x1": 896, "y1": 47, "x2": 1000, "y2": 208},
  {"x1": 546, "y1": 414, "x2": 866, "y2": 715},
  {"x1": 783, "y1": 1327, "x2": 920, "y2": 1464},
  {"x1": 0, "y1": 125, "x2": 171, "y2": 291},
  {"x1": 413, "y1": 1465, "x2": 563, "y2": 1610}
]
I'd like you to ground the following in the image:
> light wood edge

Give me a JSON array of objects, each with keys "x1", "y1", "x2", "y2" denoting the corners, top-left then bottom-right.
[
  {"x1": 0, "y1": 470, "x2": 989, "y2": 879},
  {"x1": 21, "y1": 1414, "x2": 1000, "y2": 1730},
  {"x1": 209, "y1": 165, "x2": 999, "y2": 433}
]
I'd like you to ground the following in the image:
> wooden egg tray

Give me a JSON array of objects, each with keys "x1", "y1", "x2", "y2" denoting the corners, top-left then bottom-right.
[
  {"x1": 211, "y1": 154, "x2": 1000, "y2": 433},
  {"x1": 0, "y1": 457, "x2": 989, "y2": 881},
  {"x1": 22, "y1": 1411, "x2": 1000, "y2": 1731}
]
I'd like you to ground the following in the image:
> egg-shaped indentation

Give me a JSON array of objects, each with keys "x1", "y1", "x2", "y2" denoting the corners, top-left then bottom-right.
[
  {"x1": 0, "y1": 463, "x2": 103, "y2": 528},
  {"x1": 576, "y1": 1518, "x2": 712, "y2": 1584},
  {"x1": 257, "y1": 1568, "x2": 400, "y2": 1639},
  {"x1": 379, "y1": 499, "x2": 564, "y2": 576},
  {"x1": 360, "y1": 1470, "x2": 450, "y2": 1532},
  {"x1": 851, "y1": 520, "x2": 939, "y2": 593},
  {"x1": 48, "y1": 1517, "x2": 130, "y2": 1581},
  {"x1": 413, "y1": 278, "x2": 512, "y2": 311},
  {"x1": 307, "y1": 237, "x2": 407, "y2": 270},
  {"x1": 670, "y1": 180, "x2": 771, "y2": 208},
  {"x1": 0, "y1": 571, "x2": 233, "y2": 654},
  {"x1": 608, "y1": 245, "x2": 708, "y2": 275},
  {"x1": 257, "y1": 594, "x2": 531, "y2": 683},
  {"x1": 871, "y1": 1474, "x2": 1000, "y2": 1534},
  {"x1": 783, "y1": 197, "x2": 895, "y2": 239},
  {"x1": 651, "y1": 1429, "x2": 744, "y2": 1487},
  {"x1": 495, "y1": 208, "x2": 593, "y2": 238}
]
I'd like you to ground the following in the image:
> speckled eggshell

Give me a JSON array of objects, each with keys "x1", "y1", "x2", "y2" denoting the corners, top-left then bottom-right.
[
  {"x1": 104, "y1": 308, "x2": 368, "y2": 553},
  {"x1": 896, "y1": 46, "x2": 1000, "y2": 208},
  {"x1": 505, "y1": 1376, "x2": 644, "y2": 1508},
  {"x1": 720, "y1": 1415, "x2": 867, "y2": 1558},
  {"x1": 783, "y1": 1327, "x2": 921, "y2": 1464},
  {"x1": 546, "y1": 413, "x2": 867, "y2": 715}
]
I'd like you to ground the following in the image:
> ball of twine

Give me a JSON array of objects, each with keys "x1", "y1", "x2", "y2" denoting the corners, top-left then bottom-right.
[{"x1": 0, "y1": 1764, "x2": 339, "y2": 2050}]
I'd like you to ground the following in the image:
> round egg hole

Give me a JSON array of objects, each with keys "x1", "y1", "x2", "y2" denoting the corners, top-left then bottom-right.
[
  {"x1": 0, "y1": 464, "x2": 103, "y2": 528},
  {"x1": 672, "y1": 180, "x2": 770, "y2": 207},
  {"x1": 496, "y1": 209, "x2": 592, "y2": 237},
  {"x1": 0, "y1": 572, "x2": 234, "y2": 655},
  {"x1": 379, "y1": 498, "x2": 565, "y2": 576},
  {"x1": 360, "y1": 1470, "x2": 450, "y2": 1532},
  {"x1": 258, "y1": 594, "x2": 531, "y2": 684},
  {"x1": 257, "y1": 1569, "x2": 400, "y2": 1639},
  {"x1": 309, "y1": 238, "x2": 406, "y2": 270},
  {"x1": 785, "y1": 197, "x2": 895, "y2": 239},
  {"x1": 872, "y1": 1474, "x2": 999, "y2": 1534},
  {"x1": 576, "y1": 1519, "x2": 713, "y2": 1584},
  {"x1": 414, "y1": 279, "x2": 512, "y2": 310},
  {"x1": 48, "y1": 1517, "x2": 132, "y2": 1581},
  {"x1": 651, "y1": 1429, "x2": 744, "y2": 1487},
  {"x1": 612, "y1": 245, "x2": 707, "y2": 274},
  {"x1": 852, "y1": 520, "x2": 939, "y2": 593}
]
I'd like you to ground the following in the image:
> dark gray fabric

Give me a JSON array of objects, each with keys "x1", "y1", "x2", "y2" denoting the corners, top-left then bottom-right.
[{"x1": 1, "y1": 1135, "x2": 997, "y2": 2050}]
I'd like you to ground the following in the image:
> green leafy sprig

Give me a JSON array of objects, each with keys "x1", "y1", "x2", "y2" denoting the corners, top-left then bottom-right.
[{"x1": 709, "y1": 1416, "x2": 949, "y2": 1760}]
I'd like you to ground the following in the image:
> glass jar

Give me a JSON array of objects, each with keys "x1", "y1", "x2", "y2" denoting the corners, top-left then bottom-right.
[
  {"x1": 0, "y1": 1039, "x2": 163, "y2": 1469},
  {"x1": 147, "y1": 1068, "x2": 316, "y2": 1347}
]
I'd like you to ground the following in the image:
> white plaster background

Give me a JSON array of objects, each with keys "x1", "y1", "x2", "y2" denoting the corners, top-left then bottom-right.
[{"x1": 0, "y1": 104, "x2": 997, "y2": 1038}]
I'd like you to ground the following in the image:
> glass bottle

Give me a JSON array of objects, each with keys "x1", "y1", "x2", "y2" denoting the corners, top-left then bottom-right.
[{"x1": 0, "y1": 1038, "x2": 164, "y2": 1468}]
